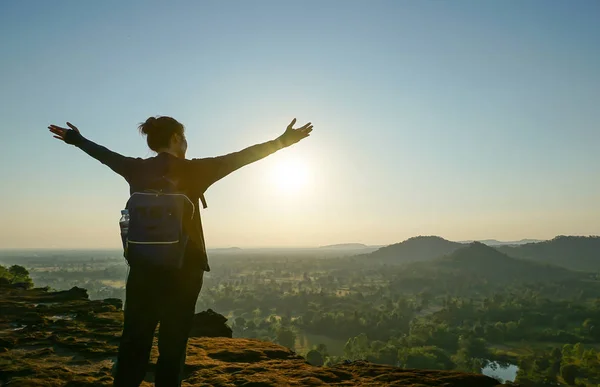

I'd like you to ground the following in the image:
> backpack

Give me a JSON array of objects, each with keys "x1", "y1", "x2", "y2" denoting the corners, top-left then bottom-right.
[{"x1": 123, "y1": 177, "x2": 195, "y2": 269}]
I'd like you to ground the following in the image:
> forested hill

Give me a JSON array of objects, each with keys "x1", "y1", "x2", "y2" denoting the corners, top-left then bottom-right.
[
  {"x1": 434, "y1": 242, "x2": 580, "y2": 282},
  {"x1": 388, "y1": 242, "x2": 584, "y2": 295},
  {"x1": 496, "y1": 236, "x2": 600, "y2": 272},
  {"x1": 361, "y1": 235, "x2": 600, "y2": 273},
  {"x1": 363, "y1": 236, "x2": 463, "y2": 264}
]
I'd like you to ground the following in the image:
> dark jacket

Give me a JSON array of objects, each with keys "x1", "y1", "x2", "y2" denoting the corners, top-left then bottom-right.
[{"x1": 66, "y1": 130, "x2": 284, "y2": 274}]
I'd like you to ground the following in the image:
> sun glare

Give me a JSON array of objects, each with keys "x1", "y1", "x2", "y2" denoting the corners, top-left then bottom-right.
[{"x1": 271, "y1": 157, "x2": 310, "y2": 193}]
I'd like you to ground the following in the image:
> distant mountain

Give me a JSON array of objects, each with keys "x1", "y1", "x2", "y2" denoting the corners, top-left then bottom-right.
[
  {"x1": 497, "y1": 235, "x2": 600, "y2": 272},
  {"x1": 208, "y1": 247, "x2": 243, "y2": 252},
  {"x1": 458, "y1": 239, "x2": 544, "y2": 246},
  {"x1": 389, "y1": 242, "x2": 583, "y2": 294},
  {"x1": 364, "y1": 236, "x2": 463, "y2": 264},
  {"x1": 434, "y1": 242, "x2": 578, "y2": 282},
  {"x1": 319, "y1": 243, "x2": 369, "y2": 249}
]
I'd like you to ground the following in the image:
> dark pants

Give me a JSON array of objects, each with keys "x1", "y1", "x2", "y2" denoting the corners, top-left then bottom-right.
[{"x1": 113, "y1": 264, "x2": 203, "y2": 387}]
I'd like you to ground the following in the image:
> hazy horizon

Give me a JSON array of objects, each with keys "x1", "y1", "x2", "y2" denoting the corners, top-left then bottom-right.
[
  {"x1": 2, "y1": 1, "x2": 599, "y2": 249},
  {"x1": 3, "y1": 235, "x2": 599, "y2": 251}
]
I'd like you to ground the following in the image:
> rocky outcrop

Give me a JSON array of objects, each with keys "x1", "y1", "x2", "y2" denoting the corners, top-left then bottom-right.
[
  {"x1": 190, "y1": 308, "x2": 233, "y2": 338},
  {"x1": 0, "y1": 286, "x2": 514, "y2": 386}
]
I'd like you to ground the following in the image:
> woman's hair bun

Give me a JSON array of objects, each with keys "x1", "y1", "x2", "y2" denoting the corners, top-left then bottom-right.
[
  {"x1": 137, "y1": 115, "x2": 185, "y2": 152},
  {"x1": 139, "y1": 116, "x2": 159, "y2": 136}
]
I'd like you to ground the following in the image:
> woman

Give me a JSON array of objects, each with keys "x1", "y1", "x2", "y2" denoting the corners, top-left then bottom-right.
[{"x1": 47, "y1": 117, "x2": 313, "y2": 387}]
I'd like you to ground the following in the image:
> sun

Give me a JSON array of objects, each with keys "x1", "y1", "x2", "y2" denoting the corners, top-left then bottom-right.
[{"x1": 270, "y1": 157, "x2": 310, "y2": 193}]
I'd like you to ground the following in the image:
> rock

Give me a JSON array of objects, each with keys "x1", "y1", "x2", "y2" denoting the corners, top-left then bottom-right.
[
  {"x1": 75, "y1": 310, "x2": 95, "y2": 321},
  {"x1": 0, "y1": 337, "x2": 16, "y2": 349},
  {"x1": 181, "y1": 338, "x2": 510, "y2": 386},
  {"x1": 51, "y1": 286, "x2": 89, "y2": 301},
  {"x1": 11, "y1": 282, "x2": 31, "y2": 290},
  {"x1": 102, "y1": 298, "x2": 123, "y2": 310},
  {"x1": 18, "y1": 311, "x2": 45, "y2": 325},
  {"x1": 189, "y1": 308, "x2": 233, "y2": 338}
]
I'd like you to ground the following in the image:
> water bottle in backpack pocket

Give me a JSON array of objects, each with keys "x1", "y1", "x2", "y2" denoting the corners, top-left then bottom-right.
[
  {"x1": 119, "y1": 209, "x2": 129, "y2": 257},
  {"x1": 123, "y1": 190, "x2": 195, "y2": 269}
]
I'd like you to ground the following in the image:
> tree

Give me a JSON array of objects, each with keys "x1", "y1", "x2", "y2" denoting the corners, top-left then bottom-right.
[
  {"x1": 235, "y1": 317, "x2": 246, "y2": 330},
  {"x1": 344, "y1": 333, "x2": 369, "y2": 360},
  {"x1": 8, "y1": 265, "x2": 29, "y2": 278},
  {"x1": 0, "y1": 264, "x2": 33, "y2": 289},
  {"x1": 399, "y1": 346, "x2": 454, "y2": 370},
  {"x1": 458, "y1": 335, "x2": 489, "y2": 359},
  {"x1": 549, "y1": 347, "x2": 562, "y2": 375},
  {"x1": 376, "y1": 344, "x2": 399, "y2": 366},
  {"x1": 245, "y1": 320, "x2": 257, "y2": 331},
  {"x1": 276, "y1": 328, "x2": 296, "y2": 349},
  {"x1": 316, "y1": 343, "x2": 329, "y2": 357},
  {"x1": 560, "y1": 364, "x2": 578, "y2": 385},
  {"x1": 306, "y1": 350, "x2": 324, "y2": 366},
  {"x1": 582, "y1": 318, "x2": 600, "y2": 340},
  {"x1": 419, "y1": 291, "x2": 433, "y2": 310}
]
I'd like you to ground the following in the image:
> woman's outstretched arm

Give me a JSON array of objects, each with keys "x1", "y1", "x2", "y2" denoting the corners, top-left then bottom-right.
[
  {"x1": 188, "y1": 118, "x2": 313, "y2": 193},
  {"x1": 48, "y1": 122, "x2": 138, "y2": 181}
]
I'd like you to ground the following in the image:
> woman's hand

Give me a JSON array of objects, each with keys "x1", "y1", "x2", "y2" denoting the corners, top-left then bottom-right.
[
  {"x1": 48, "y1": 122, "x2": 82, "y2": 144},
  {"x1": 277, "y1": 118, "x2": 313, "y2": 148}
]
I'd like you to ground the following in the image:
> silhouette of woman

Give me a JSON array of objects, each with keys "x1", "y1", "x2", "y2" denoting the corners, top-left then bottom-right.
[{"x1": 47, "y1": 117, "x2": 313, "y2": 387}]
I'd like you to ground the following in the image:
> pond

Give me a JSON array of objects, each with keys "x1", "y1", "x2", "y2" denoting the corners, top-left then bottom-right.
[{"x1": 482, "y1": 361, "x2": 519, "y2": 383}]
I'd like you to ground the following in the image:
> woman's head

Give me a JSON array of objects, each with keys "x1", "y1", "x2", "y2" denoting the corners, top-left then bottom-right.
[{"x1": 138, "y1": 116, "x2": 187, "y2": 158}]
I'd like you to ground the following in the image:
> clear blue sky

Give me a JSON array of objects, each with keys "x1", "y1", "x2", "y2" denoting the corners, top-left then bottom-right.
[{"x1": 1, "y1": 0, "x2": 598, "y2": 249}]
